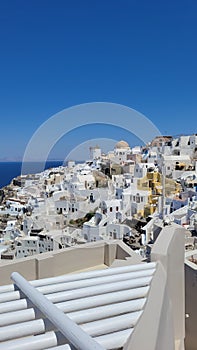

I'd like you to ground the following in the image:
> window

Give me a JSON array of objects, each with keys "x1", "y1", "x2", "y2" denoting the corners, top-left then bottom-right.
[
  {"x1": 136, "y1": 196, "x2": 140, "y2": 203},
  {"x1": 116, "y1": 206, "x2": 119, "y2": 211},
  {"x1": 110, "y1": 207, "x2": 113, "y2": 212}
]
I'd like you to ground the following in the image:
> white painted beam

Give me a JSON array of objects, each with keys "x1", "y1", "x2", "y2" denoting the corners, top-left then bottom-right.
[
  {"x1": 94, "y1": 329, "x2": 132, "y2": 349},
  {"x1": 45, "y1": 346, "x2": 71, "y2": 350},
  {"x1": 81, "y1": 311, "x2": 142, "y2": 337},
  {"x1": 0, "y1": 299, "x2": 27, "y2": 314},
  {"x1": 36, "y1": 268, "x2": 155, "y2": 295},
  {"x1": 0, "y1": 262, "x2": 156, "y2": 293},
  {"x1": 0, "y1": 287, "x2": 149, "y2": 315},
  {"x1": 0, "y1": 308, "x2": 35, "y2": 327},
  {"x1": 0, "y1": 290, "x2": 20, "y2": 303},
  {"x1": 58, "y1": 288, "x2": 148, "y2": 313},
  {"x1": 65, "y1": 299, "x2": 145, "y2": 324},
  {"x1": 0, "y1": 276, "x2": 152, "y2": 304},
  {"x1": 0, "y1": 331, "x2": 58, "y2": 350},
  {"x1": 0, "y1": 298, "x2": 146, "y2": 327},
  {"x1": 0, "y1": 319, "x2": 45, "y2": 342},
  {"x1": 46, "y1": 276, "x2": 153, "y2": 303}
]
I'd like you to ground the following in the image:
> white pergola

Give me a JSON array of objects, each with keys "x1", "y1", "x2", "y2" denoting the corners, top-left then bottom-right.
[{"x1": 0, "y1": 262, "x2": 156, "y2": 350}]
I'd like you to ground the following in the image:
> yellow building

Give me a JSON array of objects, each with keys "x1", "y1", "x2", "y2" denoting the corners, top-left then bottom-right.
[{"x1": 137, "y1": 171, "x2": 181, "y2": 218}]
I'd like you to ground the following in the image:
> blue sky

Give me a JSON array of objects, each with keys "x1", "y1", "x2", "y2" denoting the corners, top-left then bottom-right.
[{"x1": 0, "y1": 0, "x2": 197, "y2": 161}]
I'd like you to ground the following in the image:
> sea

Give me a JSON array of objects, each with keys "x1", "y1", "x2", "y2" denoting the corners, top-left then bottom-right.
[{"x1": 0, "y1": 161, "x2": 64, "y2": 189}]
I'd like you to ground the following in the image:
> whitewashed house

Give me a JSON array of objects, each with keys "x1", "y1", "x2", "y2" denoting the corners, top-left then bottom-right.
[
  {"x1": 82, "y1": 211, "x2": 131, "y2": 242},
  {"x1": 15, "y1": 236, "x2": 40, "y2": 258},
  {"x1": 4, "y1": 200, "x2": 26, "y2": 217},
  {"x1": 110, "y1": 140, "x2": 131, "y2": 164},
  {"x1": 100, "y1": 199, "x2": 122, "y2": 222}
]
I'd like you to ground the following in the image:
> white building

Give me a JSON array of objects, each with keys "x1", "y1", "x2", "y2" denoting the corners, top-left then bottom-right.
[
  {"x1": 15, "y1": 227, "x2": 83, "y2": 259},
  {"x1": 90, "y1": 145, "x2": 101, "y2": 160},
  {"x1": 82, "y1": 211, "x2": 131, "y2": 242},
  {"x1": 111, "y1": 140, "x2": 131, "y2": 164},
  {"x1": 100, "y1": 199, "x2": 122, "y2": 222},
  {"x1": 0, "y1": 200, "x2": 26, "y2": 217},
  {"x1": 162, "y1": 154, "x2": 192, "y2": 178}
]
